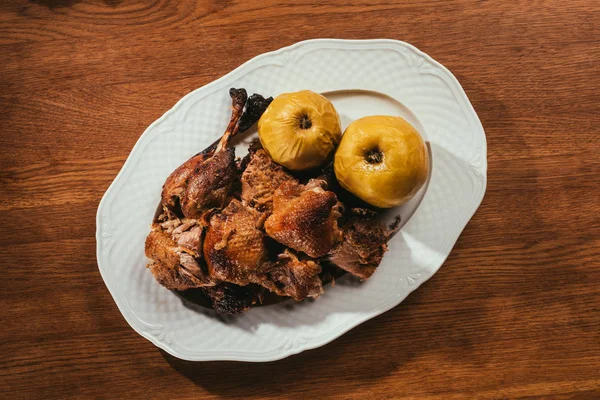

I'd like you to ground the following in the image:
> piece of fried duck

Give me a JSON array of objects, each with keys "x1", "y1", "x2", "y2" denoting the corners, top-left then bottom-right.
[
  {"x1": 203, "y1": 199, "x2": 270, "y2": 286},
  {"x1": 161, "y1": 88, "x2": 247, "y2": 220},
  {"x1": 240, "y1": 147, "x2": 294, "y2": 216},
  {"x1": 203, "y1": 198, "x2": 324, "y2": 301},
  {"x1": 145, "y1": 89, "x2": 272, "y2": 293},
  {"x1": 264, "y1": 179, "x2": 343, "y2": 258},
  {"x1": 204, "y1": 151, "x2": 326, "y2": 300},
  {"x1": 258, "y1": 249, "x2": 324, "y2": 301},
  {"x1": 145, "y1": 218, "x2": 212, "y2": 290},
  {"x1": 328, "y1": 209, "x2": 401, "y2": 280}
]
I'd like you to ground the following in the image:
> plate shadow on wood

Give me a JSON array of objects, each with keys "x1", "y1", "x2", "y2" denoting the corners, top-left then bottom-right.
[{"x1": 160, "y1": 276, "x2": 490, "y2": 398}]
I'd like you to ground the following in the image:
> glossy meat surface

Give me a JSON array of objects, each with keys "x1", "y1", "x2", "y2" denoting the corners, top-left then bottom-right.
[
  {"x1": 203, "y1": 199, "x2": 269, "y2": 286},
  {"x1": 265, "y1": 179, "x2": 342, "y2": 257}
]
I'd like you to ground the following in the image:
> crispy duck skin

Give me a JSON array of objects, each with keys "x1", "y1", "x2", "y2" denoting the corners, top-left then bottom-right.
[
  {"x1": 328, "y1": 209, "x2": 401, "y2": 280},
  {"x1": 264, "y1": 179, "x2": 342, "y2": 258},
  {"x1": 146, "y1": 89, "x2": 272, "y2": 296},
  {"x1": 146, "y1": 87, "x2": 402, "y2": 314},
  {"x1": 180, "y1": 148, "x2": 237, "y2": 219},
  {"x1": 203, "y1": 193, "x2": 325, "y2": 302},
  {"x1": 161, "y1": 88, "x2": 247, "y2": 219},
  {"x1": 160, "y1": 151, "x2": 209, "y2": 218},
  {"x1": 203, "y1": 199, "x2": 270, "y2": 286},
  {"x1": 241, "y1": 148, "x2": 294, "y2": 216}
]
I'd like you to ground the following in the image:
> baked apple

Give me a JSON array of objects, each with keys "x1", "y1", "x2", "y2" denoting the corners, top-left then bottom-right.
[
  {"x1": 334, "y1": 115, "x2": 429, "y2": 208},
  {"x1": 258, "y1": 90, "x2": 341, "y2": 170}
]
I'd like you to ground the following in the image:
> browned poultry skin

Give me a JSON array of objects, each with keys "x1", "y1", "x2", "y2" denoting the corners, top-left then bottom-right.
[
  {"x1": 241, "y1": 148, "x2": 294, "y2": 215},
  {"x1": 145, "y1": 88, "x2": 401, "y2": 313},
  {"x1": 160, "y1": 152, "x2": 211, "y2": 216},
  {"x1": 264, "y1": 180, "x2": 342, "y2": 258},
  {"x1": 328, "y1": 210, "x2": 401, "y2": 280},
  {"x1": 146, "y1": 89, "x2": 305, "y2": 313},
  {"x1": 258, "y1": 250, "x2": 323, "y2": 301},
  {"x1": 203, "y1": 199, "x2": 270, "y2": 286},
  {"x1": 180, "y1": 147, "x2": 237, "y2": 218},
  {"x1": 160, "y1": 88, "x2": 247, "y2": 219},
  {"x1": 145, "y1": 225, "x2": 212, "y2": 290}
]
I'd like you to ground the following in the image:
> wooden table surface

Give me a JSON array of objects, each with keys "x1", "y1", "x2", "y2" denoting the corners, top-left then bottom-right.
[{"x1": 2, "y1": 1, "x2": 599, "y2": 399}]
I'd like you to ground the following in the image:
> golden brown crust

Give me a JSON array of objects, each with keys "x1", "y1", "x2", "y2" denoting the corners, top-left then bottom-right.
[
  {"x1": 160, "y1": 89, "x2": 247, "y2": 220},
  {"x1": 203, "y1": 199, "x2": 269, "y2": 286},
  {"x1": 145, "y1": 229, "x2": 180, "y2": 272},
  {"x1": 264, "y1": 180, "x2": 342, "y2": 257},
  {"x1": 161, "y1": 152, "x2": 213, "y2": 218},
  {"x1": 180, "y1": 148, "x2": 237, "y2": 218}
]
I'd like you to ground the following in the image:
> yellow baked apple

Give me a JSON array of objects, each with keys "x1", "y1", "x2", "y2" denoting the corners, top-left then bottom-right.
[
  {"x1": 334, "y1": 115, "x2": 429, "y2": 208},
  {"x1": 258, "y1": 90, "x2": 342, "y2": 170}
]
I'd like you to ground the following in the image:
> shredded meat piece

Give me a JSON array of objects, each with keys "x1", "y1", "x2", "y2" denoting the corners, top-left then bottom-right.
[
  {"x1": 264, "y1": 179, "x2": 342, "y2": 257},
  {"x1": 160, "y1": 218, "x2": 182, "y2": 234},
  {"x1": 176, "y1": 224, "x2": 202, "y2": 252},
  {"x1": 145, "y1": 227, "x2": 212, "y2": 290},
  {"x1": 241, "y1": 148, "x2": 294, "y2": 215},
  {"x1": 328, "y1": 209, "x2": 401, "y2": 280},
  {"x1": 259, "y1": 250, "x2": 323, "y2": 301}
]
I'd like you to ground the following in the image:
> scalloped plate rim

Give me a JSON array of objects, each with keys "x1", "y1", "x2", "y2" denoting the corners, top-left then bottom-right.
[{"x1": 96, "y1": 38, "x2": 487, "y2": 362}]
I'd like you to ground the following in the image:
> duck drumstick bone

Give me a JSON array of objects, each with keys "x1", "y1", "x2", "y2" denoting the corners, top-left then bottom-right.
[{"x1": 161, "y1": 88, "x2": 253, "y2": 219}]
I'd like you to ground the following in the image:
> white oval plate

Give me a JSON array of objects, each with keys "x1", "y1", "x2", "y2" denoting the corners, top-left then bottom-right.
[{"x1": 96, "y1": 39, "x2": 486, "y2": 362}]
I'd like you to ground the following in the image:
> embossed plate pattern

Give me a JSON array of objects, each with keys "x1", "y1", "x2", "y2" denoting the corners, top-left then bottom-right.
[{"x1": 96, "y1": 39, "x2": 487, "y2": 361}]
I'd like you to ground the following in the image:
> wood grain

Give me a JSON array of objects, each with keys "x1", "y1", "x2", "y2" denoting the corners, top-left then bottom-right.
[{"x1": 1, "y1": 1, "x2": 599, "y2": 399}]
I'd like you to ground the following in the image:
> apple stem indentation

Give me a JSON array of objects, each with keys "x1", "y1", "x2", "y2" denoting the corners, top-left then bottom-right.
[
  {"x1": 365, "y1": 147, "x2": 383, "y2": 164},
  {"x1": 298, "y1": 114, "x2": 312, "y2": 130}
]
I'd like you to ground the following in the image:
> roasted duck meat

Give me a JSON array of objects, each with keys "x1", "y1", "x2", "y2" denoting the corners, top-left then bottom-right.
[
  {"x1": 161, "y1": 88, "x2": 247, "y2": 219},
  {"x1": 145, "y1": 218, "x2": 211, "y2": 291},
  {"x1": 328, "y1": 209, "x2": 401, "y2": 280},
  {"x1": 145, "y1": 87, "x2": 402, "y2": 315},
  {"x1": 259, "y1": 250, "x2": 323, "y2": 301},
  {"x1": 264, "y1": 179, "x2": 342, "y2": 257},
  {"x1": 241, "y1": 148, "x2": 294, "y2": 215},
  {"x1": 204, "y1": 196, "x2": 325, "y2": 302},
  {"x1": 203, "y1": 199, "x2": 270, "y2": 286},
  {"x1": 146, "y1": 89, "x2": 273, "y2": 295}
]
